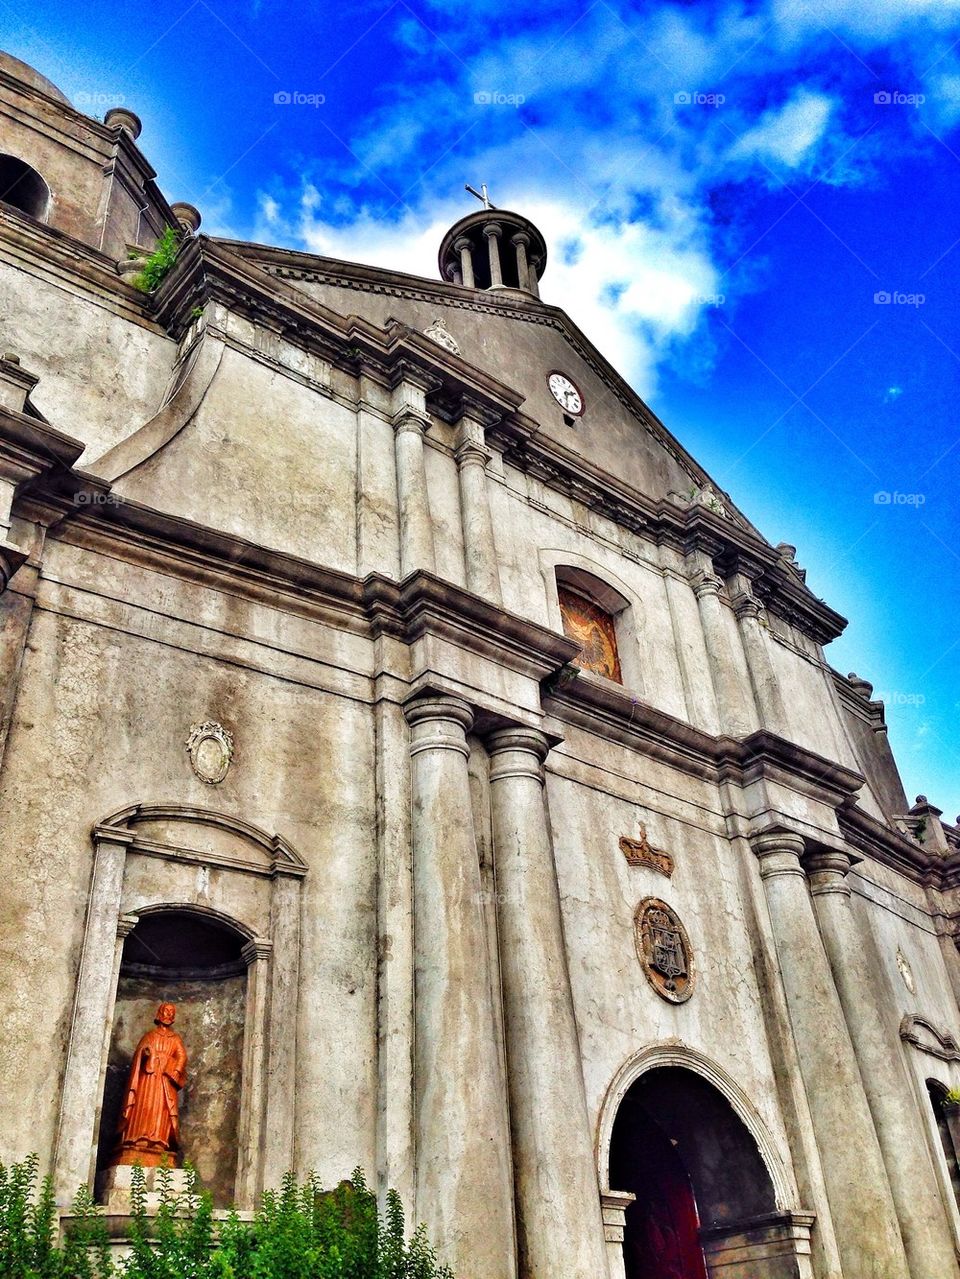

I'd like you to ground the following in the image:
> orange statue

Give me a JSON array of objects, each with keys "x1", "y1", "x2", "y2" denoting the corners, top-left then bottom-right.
[{"x1": 112, "y1": 1002, "x2": 187, "y2": 1168}]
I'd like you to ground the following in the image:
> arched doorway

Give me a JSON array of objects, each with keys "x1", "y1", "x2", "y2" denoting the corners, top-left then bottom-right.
[{"x1": 609, "y1": 1066, "x2": 780, "y2": 1279}]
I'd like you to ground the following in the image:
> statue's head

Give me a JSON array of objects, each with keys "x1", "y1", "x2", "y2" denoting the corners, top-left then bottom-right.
[{"x1": 155, "y1": 1002, "x2": 176, "y2": 1026}]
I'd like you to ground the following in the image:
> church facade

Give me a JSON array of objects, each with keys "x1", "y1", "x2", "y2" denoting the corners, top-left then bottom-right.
[{"x1": 1, "y1": 50, "x2": 959, "y2": 1279}]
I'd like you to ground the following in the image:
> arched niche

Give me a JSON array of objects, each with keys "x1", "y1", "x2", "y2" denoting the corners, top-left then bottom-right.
[
  {"x1": 598, "y1": 1045, "x2": 813, "y2": 1279},
  {"x1": 96, "y1": 906, "x2": 251, "y2": 1206},
  {"x1": 0, "y1": 154, "x2": 51, "y2": 221},
  {"x1": 53, "y1": 805, "x2": 306, "y2": 1210}
]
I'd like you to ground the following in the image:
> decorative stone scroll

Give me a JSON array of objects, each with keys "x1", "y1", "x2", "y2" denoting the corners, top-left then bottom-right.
[
  {"x1": 619, "y1": 825, "x2": 674, "y2": 877},
  {"x1": 900, "y1": 1014, "x2": 960, "y2": 1061},
  {"x1": 634, "y1": 898, "x2": 694, "y2": 1003},
  {"x1": 423, "y1": 316, "x2": 461, "y2": 355},
  {"x1": 186, "y1": 721, "x2": 234, "y2": 784}
]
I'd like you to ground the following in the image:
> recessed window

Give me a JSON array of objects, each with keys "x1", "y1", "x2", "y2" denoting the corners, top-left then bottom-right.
[
  {"x1": 0, "y1": 154, "x2": 50, "y2": 221},
  {"x1": 558, "y1": 583, "x2": 623, "y2": 683}
]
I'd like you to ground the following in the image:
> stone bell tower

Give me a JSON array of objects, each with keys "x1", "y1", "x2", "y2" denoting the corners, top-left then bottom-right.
[{"x1": 438, "y1": 201, "x2": 547, "y2": 297}]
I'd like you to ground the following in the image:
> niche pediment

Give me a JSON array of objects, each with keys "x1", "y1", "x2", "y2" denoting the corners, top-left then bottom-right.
[
  {"x1": 900, "y1": 1014, "x2": 960, "y2": 1061},
  {"x1": 95, "y1": 803, "x2": 306, "y2": 879}
]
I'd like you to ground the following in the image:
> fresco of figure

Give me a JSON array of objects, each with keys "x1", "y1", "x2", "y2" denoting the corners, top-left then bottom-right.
[{"x1": 112, "y1": 1002, "x2": 188, "y2": 1167}]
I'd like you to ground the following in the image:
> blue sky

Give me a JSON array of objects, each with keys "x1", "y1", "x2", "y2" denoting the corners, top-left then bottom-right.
[{"x1": 2, "y1": 0, "x2": 958, "y2": 815}]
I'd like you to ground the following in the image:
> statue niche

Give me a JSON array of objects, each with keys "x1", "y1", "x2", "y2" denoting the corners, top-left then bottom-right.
[
  {"x1": 97, "y1": 909, "x2": 247, "y2": 1205},
  {"x1": 112, "y1": 1002, "x2": 187, "y2": 1168}
]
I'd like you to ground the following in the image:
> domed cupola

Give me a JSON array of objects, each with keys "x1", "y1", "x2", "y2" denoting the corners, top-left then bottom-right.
[{"x1": 439, "y1": 185, "x2": 547, "y2": 299}]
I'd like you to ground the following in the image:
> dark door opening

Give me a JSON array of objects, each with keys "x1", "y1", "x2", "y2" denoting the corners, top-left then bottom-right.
[{"x1": 618, "y1": 1118, "x2": 707, "y2": 1279}]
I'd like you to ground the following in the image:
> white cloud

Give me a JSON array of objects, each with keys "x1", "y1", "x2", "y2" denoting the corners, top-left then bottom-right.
[{"x1": 727, "y1": 88, "x2": 835, "y2": 168}]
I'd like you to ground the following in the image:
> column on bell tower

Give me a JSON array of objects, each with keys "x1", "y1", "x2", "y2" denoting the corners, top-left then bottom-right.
[
  {"x1": 483, "y1": 221, "x2": 504, "y2": 288},
  {"x1": 454, "y1": 235, "x2": 475, "y2": 288}
]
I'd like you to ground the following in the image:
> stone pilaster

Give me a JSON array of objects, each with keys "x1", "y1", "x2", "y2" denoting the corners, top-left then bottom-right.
[
  {"x1": 807, "y1": 850, "x2": 960, "y2": 1279},
  {"x1": 261, "y1": 871, "x2": 302, "y2": 1194},
  {"x1": 751, "y1": 830, "x2": 910, "y2": 1279},
  {"x1": 405, "y1": 697, "x2": 516, "y2": 1279},
  {"x1": 484, "y1": 222, "x2": 504, "y2": 288},
  {"x1": 730, "y1": 587, "x2": 789, "y2": 734},
  {"x1": 487, "y1": 727, "x2": 609, "y2": 1279},
  {"x1": 391, "y1": 378, "x2": 436, "y2": 577},
  {"x1": 54, "y1": 828, "x2": 134, "y2": 1201},
  {"x1": 601, "y1": 1190, "x2": 635, "y2": 1279},
  {"x1": 454, "y1": 409, "x2": 502, "y2": 603},
  {"x1": 690, "y1": 565, "x2": 754, "y2": 736},
  {"x1": 236, "y1": 939, "x2": 272, "y2": 1207}
]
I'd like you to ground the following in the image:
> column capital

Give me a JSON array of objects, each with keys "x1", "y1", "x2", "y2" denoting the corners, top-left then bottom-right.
[
  {"x1": 242, "y1": 938, "x2": 274, "y2": 965},
  {"x1": 510, "y1": 230, "x2": 531, "y2": 247},
  {"x1": 751, "y1": 828, "x2": 807, "y2": 878},
  {"x1": 453, "y1": 235, "x2": 473, "y2": 252},
  {"x1": 487, "y1": 726, "x2": 550, "y2": 784},
  {"x1": 116, "y1": 913, "x2": 140, "y2": 939},
  {"x1": 404, "y1": 695, "x2": 473, "y2": 757},
  {"x1": 732, "y1": 591, "x2": 763, "y2": 622},
  {"x1": 805, "y1": 849, "x2": 854, "y2": 897},
  {"x1": 693, "y1": 571, "x2": 724, "y2": 600},
  {"x1": 393, "y1": 410, "x2": 429, "y2": 438},
  {"x1": 483, "y1": 221, "x2": 503, "y2": 239}
]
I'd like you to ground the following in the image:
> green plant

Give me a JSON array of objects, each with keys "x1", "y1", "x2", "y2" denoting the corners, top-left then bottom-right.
[
  {"x1": 944, "y1": 1087, "x2": 960, "y2": 1107},
  {"x1": 0, "y1": 1156, "x2": 454, "y2": 1279},
  {"x1": 132, "y1": 226, "x2": 181, "y2": 294}
]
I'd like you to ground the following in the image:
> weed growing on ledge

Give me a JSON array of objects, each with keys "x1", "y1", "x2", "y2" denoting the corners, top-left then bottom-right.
[{"x1": 131, "y1": 226, "x2": 181, "y2": 293}]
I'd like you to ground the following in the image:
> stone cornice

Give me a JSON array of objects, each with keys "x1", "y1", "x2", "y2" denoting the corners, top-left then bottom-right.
[
  {"x1": 0, "y1": 207, "x2": 160, "y2": 325},
  {"x1": 838, "y1": 799, "x2": 960, "y2": 889},
  {"x1": 543, "y1": 671, "x2": 864, "y2": 800}
]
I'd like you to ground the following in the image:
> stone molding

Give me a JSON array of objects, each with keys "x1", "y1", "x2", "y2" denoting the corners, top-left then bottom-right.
[
  {"x1": 900, "y1": 1014, "x2": 960, "y2": 1061},
  {"x1": 595, "y1": 1039, "x2": 798, "y2": 1212}
]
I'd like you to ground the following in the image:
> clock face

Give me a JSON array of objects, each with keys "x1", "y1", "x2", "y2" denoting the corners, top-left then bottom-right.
[{"x1": 547, "y1": 371, "x2": 584, "y2": 416}]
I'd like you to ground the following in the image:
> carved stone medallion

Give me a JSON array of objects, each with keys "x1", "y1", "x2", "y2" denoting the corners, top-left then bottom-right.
[
  {"x1": 423, "y1": 316, "x2": 461, "y2": 355},
  {"x1": 635, "y1": 897, "x2": 694, "y2": 1003},
  {"x1": 186, "y1": 721, "x2": 234, "y2": 784},
  {"x1": 620, "y1": 824, "x2": 674, "y2": 877}
]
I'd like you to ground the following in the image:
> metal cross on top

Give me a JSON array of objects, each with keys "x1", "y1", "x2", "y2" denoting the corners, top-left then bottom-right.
[{"x1": 465, "y1": 182, "x2": 495, "y2": 209}]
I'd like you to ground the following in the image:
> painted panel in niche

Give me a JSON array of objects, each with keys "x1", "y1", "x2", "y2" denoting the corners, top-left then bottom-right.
[{"x1": 558, "y1": 586, "x2": 623, "y2": 683}]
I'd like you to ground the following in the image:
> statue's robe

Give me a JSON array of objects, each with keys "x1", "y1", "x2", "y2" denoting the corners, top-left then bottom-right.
[{"x1": 114, "y1": 1024, "x2": 187, "y2": 1165}]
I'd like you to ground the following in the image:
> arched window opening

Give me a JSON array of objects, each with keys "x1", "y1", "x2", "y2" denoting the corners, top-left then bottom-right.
[
  {"x1": 0, "y1": 154, "x2": 50, "y2": 221},
  {"x1": 609, "y1": 1066, "x2": 779, "y2": 1279},
  {"x1": 927, "y1": 1080, "x2": 960, "y2": 1212},
  {"x1": 556, "y1": 567, "x2": 626, "y2": 683},
  {"x1": 96, "y1": 908, "x2": 248, "y2": 1206}
]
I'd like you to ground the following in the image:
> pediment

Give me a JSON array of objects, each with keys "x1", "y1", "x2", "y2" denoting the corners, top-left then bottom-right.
[
  {"x1": 900, "y1": 1013, "x2": 960, "y2": 1061},
  {"x1": 95, "y1": 803, "x2": 306, "y2": 879}
]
